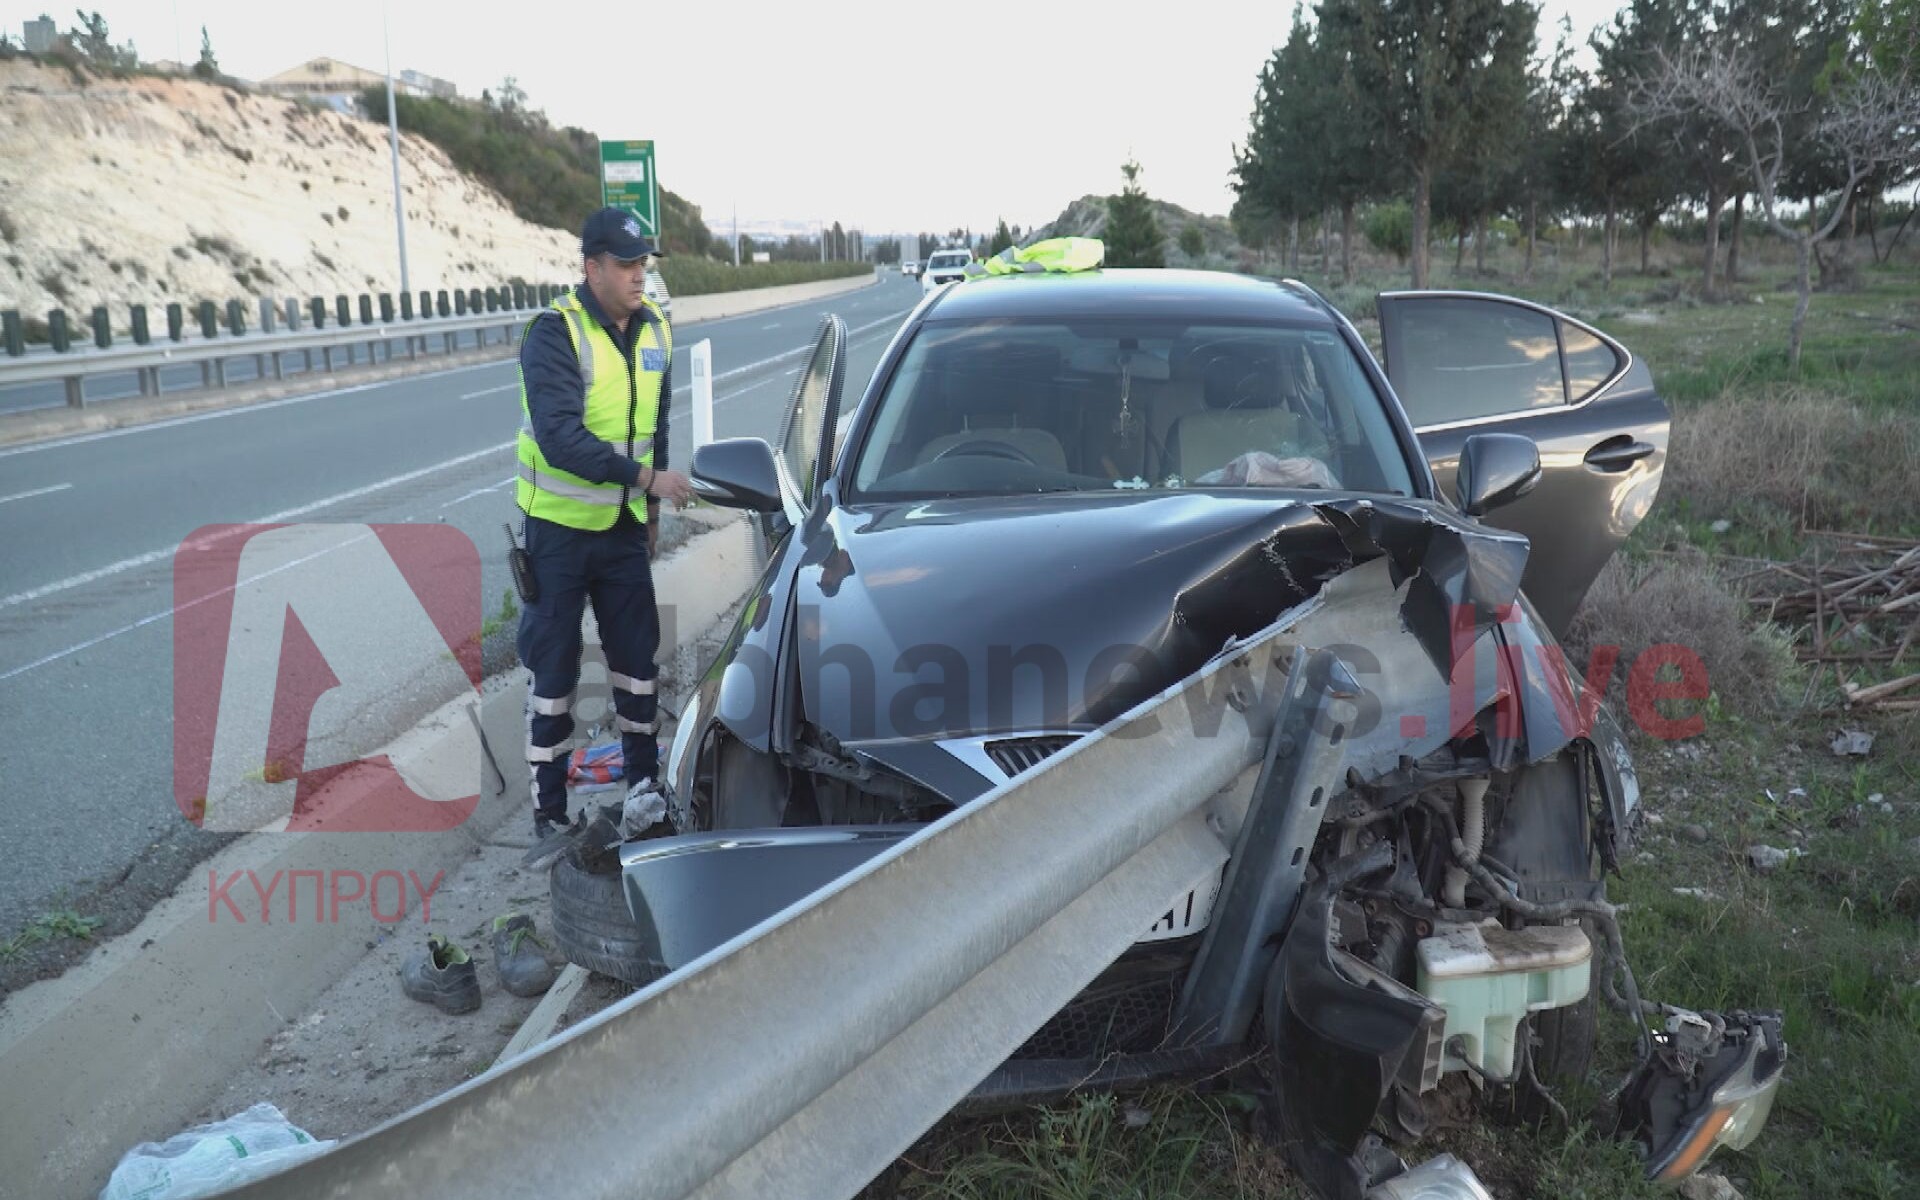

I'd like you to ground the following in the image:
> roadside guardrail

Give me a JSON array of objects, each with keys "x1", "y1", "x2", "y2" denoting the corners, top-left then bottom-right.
[
  {"x1": 0, "y1": 284, "x2": 567, "y2": 408},
  {"x1": 229, "y1": 562, "x2": 1408, "y2": 1200}
]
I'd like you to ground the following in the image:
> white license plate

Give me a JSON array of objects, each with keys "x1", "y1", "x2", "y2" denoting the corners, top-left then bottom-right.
[{"x1": 1138, "y1": 870, "x2": 1223, "y2": 943}]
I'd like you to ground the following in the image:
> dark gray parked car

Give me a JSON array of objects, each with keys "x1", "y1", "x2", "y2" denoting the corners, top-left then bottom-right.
[{"x1": 550, "y1": 268, "x2": 1782, "y2": 1198}]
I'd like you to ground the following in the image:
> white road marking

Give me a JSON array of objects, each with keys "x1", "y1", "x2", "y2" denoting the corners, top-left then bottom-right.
[
  {"x1": 440, "y1": 477, "x2": 517, "y2": 510},
  {"x1": 0, "y1": 482, "x2": 72, "y2": 506},
  {"x1": 0, "y1": 441, "x2": 514, "y2": 612},
  {"x1": 0, "y1": 525, "x2": 382, "y2": 685},
  {"x1": 460, "y1": 384, "x2": 517, "y2": 400}
]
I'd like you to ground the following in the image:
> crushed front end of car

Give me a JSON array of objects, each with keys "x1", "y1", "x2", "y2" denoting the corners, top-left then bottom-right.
[{"x1": 601, "y1": 496, "x2": 1783, "y2": 1199}]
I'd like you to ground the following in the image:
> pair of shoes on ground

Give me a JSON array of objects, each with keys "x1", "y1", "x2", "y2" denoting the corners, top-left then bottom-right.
[{"x1": 399, "y1": 915, "x2": 558, "y2": 1014}]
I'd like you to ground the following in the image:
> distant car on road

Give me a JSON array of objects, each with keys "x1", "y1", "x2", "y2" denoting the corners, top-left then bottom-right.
[
  {"x1": 920, "y1": 249, "x2": 972, "y2": 292},
  {"x1": 901, "y1": 260, "x2": 920, "y2": 278}
]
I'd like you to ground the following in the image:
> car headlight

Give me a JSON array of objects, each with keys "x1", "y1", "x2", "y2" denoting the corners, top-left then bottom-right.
[{"x1": 666, "y1": 690, "x2": 704, "y2": 793}]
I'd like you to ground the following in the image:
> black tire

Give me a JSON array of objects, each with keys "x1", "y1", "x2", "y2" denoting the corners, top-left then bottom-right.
[
  {"x1": 1485, "y1": 751, "x2": 1602, "y2": 1122},
  {"x1": 547, "y1": 851, "x2": 667, "y2": 986}
]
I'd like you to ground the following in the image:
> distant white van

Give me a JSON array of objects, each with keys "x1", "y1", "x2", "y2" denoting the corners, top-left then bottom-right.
[{"x1": 920, "y1": 248, "x2": 973, "y2": 292}]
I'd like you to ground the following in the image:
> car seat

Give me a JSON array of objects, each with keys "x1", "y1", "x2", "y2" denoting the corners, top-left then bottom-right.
[{"x1": 1168, "y1": 347, "x2": 1315, "y2": 480}]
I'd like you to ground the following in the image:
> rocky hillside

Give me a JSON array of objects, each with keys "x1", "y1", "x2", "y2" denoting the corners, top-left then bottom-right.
[
  {"x1": 0, "y1": 58, "x2": 578, "y2": 323},
  {"x1": 1028, "y1": 194, "x2": 1241, "y2": 264}
]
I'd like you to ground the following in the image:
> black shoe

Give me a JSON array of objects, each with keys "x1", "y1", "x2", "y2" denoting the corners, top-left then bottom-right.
[
  {"x1": 489, "y1": 914, "x2": 558, "y2": 997},
  {"x1": 522, "y1": 810, "x2": 584, "y2": 869},
  {"x1": 399, "y1": 934, "x2": 482, "y2": 1014}
]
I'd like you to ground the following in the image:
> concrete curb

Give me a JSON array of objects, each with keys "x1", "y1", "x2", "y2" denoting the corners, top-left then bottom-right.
[
  {"x1": 0, "y1": 272, "x2": 877, "y2": 450},
  {"x1": 0, "y1": 512, "x2": 763, "y2": 1199}
]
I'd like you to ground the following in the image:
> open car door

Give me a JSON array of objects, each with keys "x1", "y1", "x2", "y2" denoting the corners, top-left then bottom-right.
[{"x1": 1376, "y1": 292, "x2": 1668, "y2": 636}]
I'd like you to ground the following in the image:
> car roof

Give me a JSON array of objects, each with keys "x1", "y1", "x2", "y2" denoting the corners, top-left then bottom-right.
[{"x1": 923, "y1": 268, "x2": 1337, "y2": 325}]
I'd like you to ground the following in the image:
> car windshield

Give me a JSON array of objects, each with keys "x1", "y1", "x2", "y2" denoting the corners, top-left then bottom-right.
[
  {"x1": 928, "y1": 254, "x2": 968, "y2": 269},
  {"x1": 850, "y1": 317, "x2": 1416, "y2": 499}
]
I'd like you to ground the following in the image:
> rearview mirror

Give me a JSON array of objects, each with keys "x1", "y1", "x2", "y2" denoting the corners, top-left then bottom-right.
[
  {"x1": 691, "y1": 438, "x2": 783, "y2": 514},
  {"x1": 1456, "y1": 433, "x2": 1542, "y2": 517}
]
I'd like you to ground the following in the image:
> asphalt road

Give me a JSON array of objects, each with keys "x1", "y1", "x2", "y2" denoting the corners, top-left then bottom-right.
[{"x1": 0, "y1": 271, "x2": 925, "y2": 944}]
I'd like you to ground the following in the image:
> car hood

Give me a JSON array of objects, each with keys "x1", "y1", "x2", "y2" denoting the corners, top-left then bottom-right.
[{"x1": 791, "y1": 491, "x2": 1396, "y2": 744}]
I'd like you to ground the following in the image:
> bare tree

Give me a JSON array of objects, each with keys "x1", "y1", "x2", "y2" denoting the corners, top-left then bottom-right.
[{"x1": 1632, "y1": 44, "x2": 1920, "y2": 366}]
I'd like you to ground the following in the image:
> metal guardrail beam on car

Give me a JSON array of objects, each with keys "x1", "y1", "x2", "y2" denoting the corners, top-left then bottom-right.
[
  {"x1": 0, "y1": 310, "x2": 534, "y2": 408},
  {"x1": 225, "y1": 587, "x2": 1350, "y2": 1200}
]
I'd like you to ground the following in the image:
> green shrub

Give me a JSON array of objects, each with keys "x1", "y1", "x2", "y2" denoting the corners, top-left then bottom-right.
[
  {"x1": 1363, "y1": 202, "x2": 1412, "y2": 263},
  {"x1": 659, "y1": 260, "x2": 871, "y2": 297}
]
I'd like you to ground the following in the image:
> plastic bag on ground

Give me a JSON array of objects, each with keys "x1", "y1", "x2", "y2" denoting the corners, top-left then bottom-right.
[
  {"x1": 568, "y1": 743, "x2": 624, "y2": 793},
  {"x1": 100, "y1": 1103, "x2": 333, "y2": 1200}
]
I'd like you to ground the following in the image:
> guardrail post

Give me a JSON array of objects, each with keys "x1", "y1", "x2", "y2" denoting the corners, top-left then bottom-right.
[
  {"x1": 226, "y1": 299, "x2": 246, "y2": 336},
  {"x1": 335, "y1": 295, "x2": 351, "y2": 328},
  {"x1": 420, "y1": 290, "x2": 433, "y2": 319},
  {"x1": 3, "y1": 311, "x2": 23, "y2": 357},
  {"x1": 454, "y1": 289, "x2": 468, "y2": 316},
  {"x1": 467, "y1": 288, "x2": 482, "y2": 315},
  {"x1": 49, "y1": 309, "x2": 71, "y2": 353},
  {"x1": 259, "y1": 297, "x2": 277, "y2": 333},
  {"x1": 91, "y1": 306, "x2": 111, "y2": 350},
  {"x1": 310, "y1": 297, "x2": 326, "y2": 329},
  {"x1": 359, "y1": 294, "x2": 374, "y2": 325},
  {"x1": 131, "y1": 305, "x2": 150, "y2": 346},
  {"x1": 198, "y1": 301, "x2": 218, "y2": 339},
  {"x1": 167, "y1": 303, "x2": 184, "y2": 342},
  {"x1": 380, "y1": 293, "x2": 395, "y2": 322},
  {"x1": 436, "y1": 290, "x2": 450, "y2": 318},
  {"x1": 512, "y1": 283, "x2": 527, "y2": 308},
  {"x1": 285, "y1": 297, "x2": 301, "y2": 331},
  {"x1": 65, "y1": 374, "x2": 84, "y2": 407},
  {"x1": 399, "y1": 291, "x2": 414, "y2": 320}
]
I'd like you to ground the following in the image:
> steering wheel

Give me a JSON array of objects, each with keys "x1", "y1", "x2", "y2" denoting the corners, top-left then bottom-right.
[{"x1": 931, "y1": 439, "x2": 1039, "y2": 467}]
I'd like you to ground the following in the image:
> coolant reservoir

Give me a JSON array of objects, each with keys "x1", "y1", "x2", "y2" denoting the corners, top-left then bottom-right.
[{"x1": 1416, "y1": 922, "x2": 1592, "y2": 1080}]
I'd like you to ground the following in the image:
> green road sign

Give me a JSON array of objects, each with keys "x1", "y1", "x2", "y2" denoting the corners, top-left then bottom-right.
[{"x1": 600, "y1": 140, "x2": 659, "y2": 238}]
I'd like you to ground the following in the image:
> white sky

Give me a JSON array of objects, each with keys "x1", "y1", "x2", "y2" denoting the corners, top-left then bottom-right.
[{"x1": 4, "y1": 0, "x2": 1629, "y2": 236}]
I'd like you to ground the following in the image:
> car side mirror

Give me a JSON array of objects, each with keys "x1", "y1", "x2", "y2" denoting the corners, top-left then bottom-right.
[
  {"x1": 691, "y1": 438, "x2": 783, "y2": 514},
  {"x1": 1456, "y1": 433, "x2": 1542, "y2": 517}
]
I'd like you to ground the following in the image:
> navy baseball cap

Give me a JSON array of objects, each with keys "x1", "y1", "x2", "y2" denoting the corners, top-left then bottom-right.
[{"x1": 581, "y1": 207, "x2": 658, "y2": 261}]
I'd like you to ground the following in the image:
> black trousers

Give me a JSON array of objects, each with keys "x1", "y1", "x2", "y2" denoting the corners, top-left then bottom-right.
[{"x1": 515, "y1": 513, "x2": 660, "y2": 817}]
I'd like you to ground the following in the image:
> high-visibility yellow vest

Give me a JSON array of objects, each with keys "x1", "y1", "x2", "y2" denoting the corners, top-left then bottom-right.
[
  {"x1": 963, "y1": 237, "x2": 1105, "y2": 278},
  {"x1": 515, "y1": 289, "x2": 671, "y2": 529}
]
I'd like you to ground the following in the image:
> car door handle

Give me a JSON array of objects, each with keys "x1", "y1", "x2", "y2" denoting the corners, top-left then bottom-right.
[{"x1": 1583, "y1": 438, "x2": 1656, "y2": 471}]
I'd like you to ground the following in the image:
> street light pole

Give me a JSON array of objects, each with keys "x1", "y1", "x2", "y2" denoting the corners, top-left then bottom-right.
[{"x1": 383, "y1": 3, "x2": 412, "y2": 296}]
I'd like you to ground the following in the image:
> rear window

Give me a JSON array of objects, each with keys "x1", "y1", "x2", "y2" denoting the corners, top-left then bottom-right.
[{"x1": 928, "y1": 254, "x2": 969, "y2": 270}]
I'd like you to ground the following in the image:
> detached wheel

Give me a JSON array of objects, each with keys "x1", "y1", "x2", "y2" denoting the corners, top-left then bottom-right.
[
  {"x1": 548, "y1": 850, "x2": 666, "y2": 986},
  {"x1": 1485, "y1": 751, "x2": 1602, "y2": 1122}
]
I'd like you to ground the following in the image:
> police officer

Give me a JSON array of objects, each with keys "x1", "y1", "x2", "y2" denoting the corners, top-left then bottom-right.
[{"x1": 517, "y1": 207, "x2": 693, "y2": 856}]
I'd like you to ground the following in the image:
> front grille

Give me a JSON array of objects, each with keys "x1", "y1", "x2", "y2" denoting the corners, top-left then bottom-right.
[
  {"x1": 984, "y1": 735, "x2": 1078, "y2": 778},
  {"x1": 1014, "y1": 973, "x2": 1178, "y2": 1060}
]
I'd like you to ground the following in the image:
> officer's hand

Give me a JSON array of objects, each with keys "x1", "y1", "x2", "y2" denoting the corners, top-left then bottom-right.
[{"x1": 647, "y1": 469, "x2": 694, "y2": 507}]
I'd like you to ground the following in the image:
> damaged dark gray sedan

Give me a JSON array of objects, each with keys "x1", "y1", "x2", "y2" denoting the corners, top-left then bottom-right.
[{"x1": 548, "y1": 267, "x2": 1784, "y2": 1198}]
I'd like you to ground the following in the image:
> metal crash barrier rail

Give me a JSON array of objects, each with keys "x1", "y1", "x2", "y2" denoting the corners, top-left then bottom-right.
[
  {"x1": 0, "y1": 305, "x2": 549, "y2": 409},
  {"x1": 225, "y1": 581, "x2": 1366, "y2": 1199}
]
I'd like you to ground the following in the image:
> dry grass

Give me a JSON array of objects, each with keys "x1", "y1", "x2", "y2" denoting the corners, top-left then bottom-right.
[
  {"x1": 1665, "y1": 391, "x2": 1920, "y2": 532},
  {"x1": 1567, "y1": 550, "x2": 1797, "y2": 723}
]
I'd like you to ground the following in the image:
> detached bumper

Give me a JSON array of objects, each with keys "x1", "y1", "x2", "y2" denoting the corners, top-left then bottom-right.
[{"x1": 617, "y1": 826, "x2": 918, "y2": 970}]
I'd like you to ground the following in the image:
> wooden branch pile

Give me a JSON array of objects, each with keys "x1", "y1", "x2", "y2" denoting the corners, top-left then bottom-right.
[{"x1": 1743, "y1": 531, "x2": 1920, "y2": 712}]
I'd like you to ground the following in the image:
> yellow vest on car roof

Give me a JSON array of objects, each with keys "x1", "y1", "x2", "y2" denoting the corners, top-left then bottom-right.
[{"x1": 515, "y1": 290, "x2": 671, "y2": 529}]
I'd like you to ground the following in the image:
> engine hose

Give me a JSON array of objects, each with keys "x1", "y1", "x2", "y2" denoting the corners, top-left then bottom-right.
[{"x1": 1442, "y1": 778, "x2": 1489, "y2": 907}]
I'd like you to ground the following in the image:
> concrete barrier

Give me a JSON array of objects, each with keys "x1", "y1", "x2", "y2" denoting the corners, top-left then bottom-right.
[{"x1": 0, "y1": 511, "x2": 761, "y2": 1200}]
